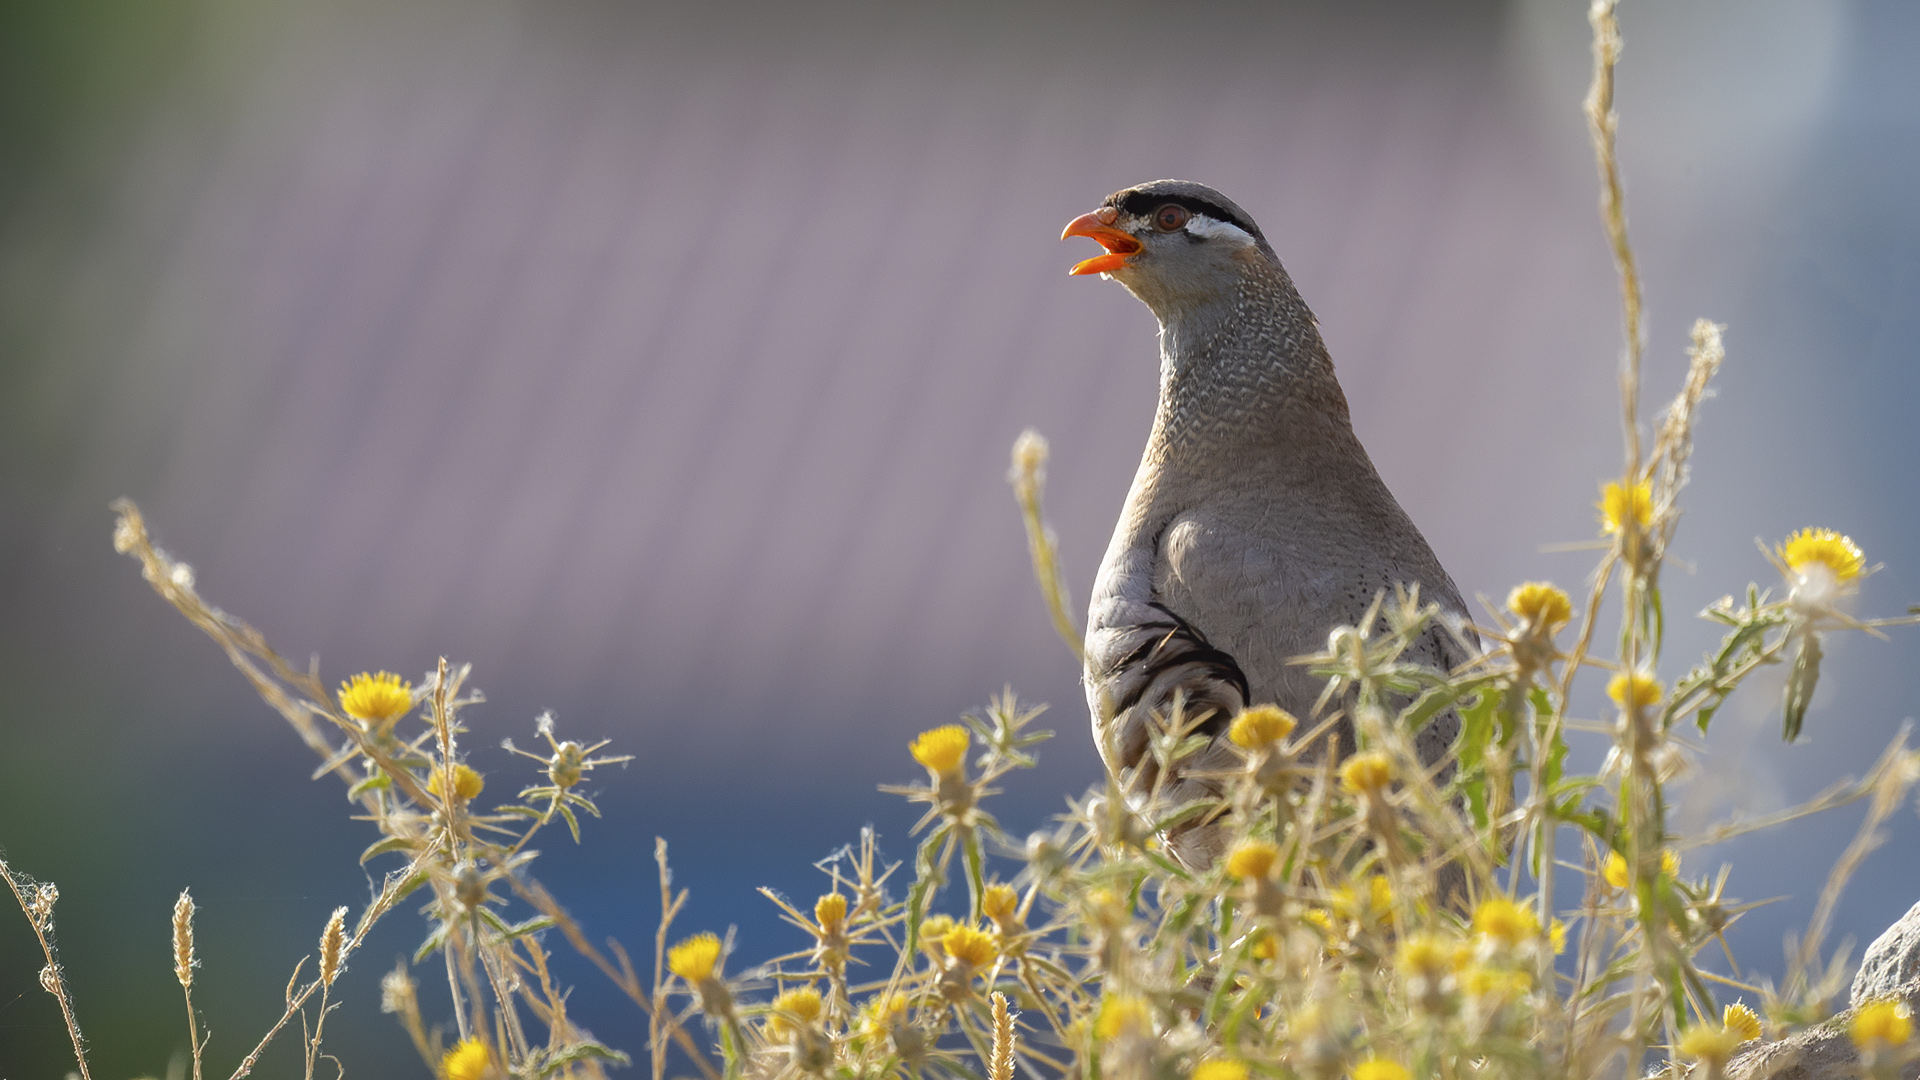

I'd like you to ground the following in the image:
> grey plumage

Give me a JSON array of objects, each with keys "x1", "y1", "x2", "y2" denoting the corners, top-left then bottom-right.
[{"x1": 1067, "y1": 179, "x2": 1472, "y2": 867}]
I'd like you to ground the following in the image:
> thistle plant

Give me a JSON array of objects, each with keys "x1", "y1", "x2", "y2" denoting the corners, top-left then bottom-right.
[{"x1": 9, "y1": 4, "x2": 1920, "y2": 1080}]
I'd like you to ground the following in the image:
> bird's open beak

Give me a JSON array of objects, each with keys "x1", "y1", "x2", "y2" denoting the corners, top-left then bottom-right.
[{"x1": 1062, "y1": 208, "x2": 1141, "y2": 276}]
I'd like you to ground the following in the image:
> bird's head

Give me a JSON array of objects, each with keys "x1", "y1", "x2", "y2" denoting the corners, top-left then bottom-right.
[{"x1": 1062, "y1": 179, "x2": 1277, "y2": 320}]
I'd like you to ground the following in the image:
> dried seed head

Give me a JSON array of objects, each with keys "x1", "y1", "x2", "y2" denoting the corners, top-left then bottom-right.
[
  {"x1": 172, "y1": 889, "x2": 197, "y2": 989},
  {"x1": 27, "y1": 882, "x2": 57, "y2": 930},
  {"x1": 380, "y1": 963, "x2": 417, "y2": 1014},
  {"x1": 318, "y1": 906, "x2": 348, "y2": 986}
]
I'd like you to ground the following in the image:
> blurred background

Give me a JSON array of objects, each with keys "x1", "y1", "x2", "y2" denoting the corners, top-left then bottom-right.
[{"x1": 4, "y1": 0, "x2": 1919, "y2": 1074}]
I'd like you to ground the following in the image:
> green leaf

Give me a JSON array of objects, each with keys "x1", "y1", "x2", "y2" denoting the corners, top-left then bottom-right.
[
  {"x1": 413, "y1": 921, "x2": 451, "y2": 963},
  {"x1": 499, "y1": 916, "x2": 557, "y2": 940},
  {"x1": 347, "y1": 772, "x2": 391, "y2": 798},
  {"x1": 360, "y1": 836, "x2": 414, "y2": 864},
  {"x1": 1782, "y1": 631, "x2": 1822, "y2": 742},
  {"x1": 392, "y1": 871, "x2": 430, "y2": 902}
]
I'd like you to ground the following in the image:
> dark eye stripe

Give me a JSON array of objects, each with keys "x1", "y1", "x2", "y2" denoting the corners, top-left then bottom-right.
[{"x1": 1115, "y1": 192, "x2": 1252, "y2": 235}]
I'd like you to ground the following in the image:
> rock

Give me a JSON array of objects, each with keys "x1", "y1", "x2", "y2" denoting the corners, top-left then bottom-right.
[
  {"x1": 1724, "y1": 977, "x2": 1920, "y2": 1080},
  {"x1": 1854, "y1": 900, "x2": 1920, "y2": 1008}
]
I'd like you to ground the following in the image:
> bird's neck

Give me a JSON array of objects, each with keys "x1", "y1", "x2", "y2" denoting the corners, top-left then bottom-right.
[{"x1": 1146, "y1": 267, "x2": 1356, "y2": 465}]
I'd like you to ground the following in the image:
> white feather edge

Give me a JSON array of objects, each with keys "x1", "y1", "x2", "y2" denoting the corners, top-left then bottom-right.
[{"x1": 1183, "y1": 214, "x2": 1257, "y2": 246}]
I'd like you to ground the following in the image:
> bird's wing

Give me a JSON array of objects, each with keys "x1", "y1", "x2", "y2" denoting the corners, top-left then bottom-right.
[{"x1": 1085, "y1": 544, "x2": 1250, "y2": 801}]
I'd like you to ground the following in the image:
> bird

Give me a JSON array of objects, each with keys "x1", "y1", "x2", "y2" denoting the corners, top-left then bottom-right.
[{"x1": 1062, "y1": 179, "x2": 1473, "y2": 868}]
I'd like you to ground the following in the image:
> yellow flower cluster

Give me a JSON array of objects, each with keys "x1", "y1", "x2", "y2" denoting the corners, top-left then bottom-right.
[
  {"x1": 1723, "y1": 1002, "x2": 1764, "y2": 1044},
  {"x1": 1351, "y1": 1058, "x2": 1411, "y2": 1080},
  {"x1": 337, "y1": 671, "x2": 412, "y2": 726},
  {"x1": 814, "y1": 892, "x2": 847, "y2": 933},
  {"x1": 667, "y1": 932, "x2": 722, "y2": 982},
  {"x1": 1339, "y1": 751, "x2": 1393, "y2": 795},
  {"x1": 1780, "y1": 527, "x2": 1866, "y2": 583},
  {"x1": 981, "y1": 884, "x2": 1020, "y2": 927},
  {"x1": 1606, "y1": 670, "x2": 1663, "y2": 709},
  {"x1": 1332, "y1": 875, "x2": 1393, "y2": 920},
  {"x1": 909, "y1": 725, "x2": 970, "y2": 775},
  {"x1": 942, "y1": 924, "x2": 997, "y2": 968},
  {"x1": 1602, "y1": 849, "x2": 1679, "y2": 889},
  {"x1": 1095, "y1": 995, "x2": 1152, "y2": 1041},
  {"x1": 1227, "y1": 704, "x2": 1296, "y2": 749},
  {"x1": 441, "y1": 1037, "x2": 491, "y2": 1080},
  {"x1": 768, "y1": 986, "x2": 823, "y2": 1036},
  {"x1": 1598, "y1": 479, "x2": 1653, "y2": 535},
  {"x1": 1471, "y1": 897, "x2": 1538, "y2": 946},
  {"x1": 1224, "y1": 840, "x2": 1278, "y2": 881},
  {"x1": 1189, "y1": 1061, "x2": 1248, "y2": 1080},
  {"x1": 1506, "y1": 581, "x2": 1572, "y2": 630},
  {"x1": 1850, "y1": 1000, "x2": 1913, "y2": 1051},
  {"x1": 427, "y1": 763, "x2": 485, "y2": 803},
  {"x1": 1676, "y1": 1023, "x2": 1743, "y2": 1067}
]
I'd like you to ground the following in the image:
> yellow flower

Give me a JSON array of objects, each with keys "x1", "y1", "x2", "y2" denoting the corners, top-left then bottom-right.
[
  {"x1": 1780, "y1": 528, "x2": 1866, "y2": 583},
  {"x1": 1549, "y1": 919, "x2": 1568, "y2": 955},
  {"x1": 667, "y1": 933, "x2": 722, "y2": 982},
  {"x1": 1472, "y1": 897, "x2": 1538, "y2": 946},
  {"x1": 1607, "y1": 670, "x2": 1664, "y2": 709},
  {"x1": 919, "y1": 914, "x2": 957, "y2": 957},
  {"x1": 942, "y1": 925, "x2": 997, "y2": 968},
  {"x1": 1676, "y1": 1024, "x2": 1743, "y2": 1067},
  {"x1": 860, "y1": 992, "x2": 908, "y2": 1037},
  {"x1": 1849, "y1": 1000, "x2": 1913, "y2": 1051},
  {"x1": 1351, "y1": 1058, "x2": 1411, "y2": 1080},
  {"x1": 767, "y1": 986, "x2": 824, "y2": 1036},
  {"x1": 1395, "y1": 934, "x2": 1458, "y2": 978},
  {"x1": 441, "y1": 1037, "x2": 491, "y2": 1080},
  {"x1": 1225, "y1": 840, "x2": 1279, "y2": 881},
  {"x1": 1603, "y1": 849, "x2": 1679, "y2": 889},
  {"x1": 427, "y1": 763, "x2": 484, "y2": 803},
  {"x1": 1303, "y1": 907, "x2": 1334, "y2": 932},
  {"x1": 1228, "y1": 704, "x2": 1297, "y2": 749},
  {"x1": 1095, "y1": 995, "x2": 1152, "y2": 1041},
  {"x1": 981, "y1": 884, "x2": 1020, "y2": 927},
  {"x1": 1339, "y1": 751, "x2": 1393, "y2": 795},
  {"x1": 1461, "y1": 965, "x2": 1532, "y2": 999},
  {"x1": 1333, "y1": 876, "x2": 1393, "y2": 920},
  {"x1": 814, "y1": 893, "x2": 847, "y2": 933},
  {"x1": 338, "y1": 671, "x2": 412, "y2": 727},
  {"x1": 1248, "y1": 930, "x2": 1277, "y2": 961},
  {"x1": 1506, "y1": 582, "x2": 1573, "y2": 630},
  {"x1": 1191, "y1": 1062, "x2": 1248, "y2": 1080},
  {"x1": 1599, "y1": 480, "x2": 1653, "y2": 535},
  {"x1": 909, "y1": 725, "x2": 970, "y2": 775},
  {"x1": 1723, "y1": 1002, "x2": 1763, "y2": 1044}
]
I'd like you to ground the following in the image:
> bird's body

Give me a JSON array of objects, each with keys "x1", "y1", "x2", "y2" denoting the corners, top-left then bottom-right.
[{"x1": 1064, "y1": 180, "x2": 1471, "y2": 866}]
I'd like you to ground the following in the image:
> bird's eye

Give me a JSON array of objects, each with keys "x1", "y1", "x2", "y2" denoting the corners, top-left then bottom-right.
[{"x1": 1153, "y1": 204, "x2": 1190, "y2": 232}]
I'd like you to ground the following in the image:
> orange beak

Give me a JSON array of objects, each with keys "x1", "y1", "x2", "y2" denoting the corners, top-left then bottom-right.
[{"x1": 1061, "y1": 208, "x2": 1141, "y2": 276}]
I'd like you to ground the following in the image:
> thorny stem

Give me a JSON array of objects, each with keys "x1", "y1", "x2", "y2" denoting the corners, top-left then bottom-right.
[{"x1": 1, "y1": 860, "x2": 92, "y2": 1080}]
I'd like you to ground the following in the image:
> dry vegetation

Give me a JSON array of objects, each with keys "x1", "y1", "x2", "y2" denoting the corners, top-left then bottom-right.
[{"x1": 8, "y1": 3, "x2": 1920, "y2": 1079}]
